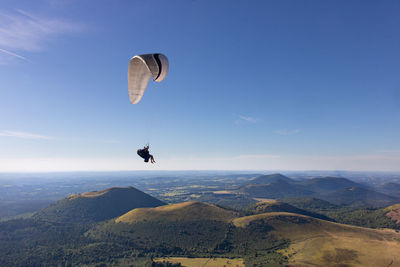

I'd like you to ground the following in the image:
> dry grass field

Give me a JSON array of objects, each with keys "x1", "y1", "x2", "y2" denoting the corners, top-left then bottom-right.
[
  {"x1": 234, "y1": 212, "x2": 400, "y2": 267},
  {"x1": 154, "y1": 257, "x2": 244, "y2": 267}
]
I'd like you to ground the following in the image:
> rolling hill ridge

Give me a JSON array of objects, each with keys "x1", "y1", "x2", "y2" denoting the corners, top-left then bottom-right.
[
  {"x1": 116, "y1": 201, "x2": 238, "y2": 224},
  {"x1": 321, "y1": 186, "x2": 399, "y2": 207},
  {"x1": 232, "y1": 211, "x2": 400, "y2": 267},
  {"x1": 247, "y1": 173, "x2": 295, "y2": 184}
]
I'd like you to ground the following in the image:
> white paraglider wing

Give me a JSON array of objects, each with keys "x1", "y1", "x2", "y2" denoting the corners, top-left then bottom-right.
[{"x1": 128, "y1": 53, "x2": 169, "y2": 104}]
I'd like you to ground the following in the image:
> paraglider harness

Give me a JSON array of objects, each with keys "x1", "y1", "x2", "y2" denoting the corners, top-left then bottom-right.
[{"x1": 137, "y1": 145, "x2": 151, "y2": 162}]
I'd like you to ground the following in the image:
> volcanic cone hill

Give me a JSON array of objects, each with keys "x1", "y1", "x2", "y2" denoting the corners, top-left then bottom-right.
[
  {"x1": 88, "y1": 202, "x2": 239, "y2": 255},
  {"x1": 33, "y1": 186, "x2": 165, "y2": 223},
  {"x1": 116, "y1": 201, "x2": 238, "y2": 224}
]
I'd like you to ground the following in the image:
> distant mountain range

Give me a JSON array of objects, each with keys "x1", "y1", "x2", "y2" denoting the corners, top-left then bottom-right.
[
  {"x1": 240, "y1": 173, "x2": 400, "y2": 208},
  {"x1": 247, "y1": 173, "x2": 295, "y2": 184}
]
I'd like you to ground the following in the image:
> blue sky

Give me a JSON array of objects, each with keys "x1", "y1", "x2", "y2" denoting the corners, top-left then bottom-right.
[{"x1": 0, "y1": 0, "x2": 399, "y2": 171}]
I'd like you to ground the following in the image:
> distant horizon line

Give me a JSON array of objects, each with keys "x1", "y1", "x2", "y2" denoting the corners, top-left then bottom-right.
[{"x1": 1, "y1": 169, "x2": 399, "y2": 174}]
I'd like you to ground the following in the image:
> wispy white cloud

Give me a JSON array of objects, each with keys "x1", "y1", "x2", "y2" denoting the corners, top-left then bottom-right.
[
  {"x1": 0, "y1": 9, "x2": 83, "y2": 63},
  {"x1": 0, "y1": 47, "x2": 28, "y2": 61},
  {"x1": 235, "y1": 115, "x2": 258, "y2": 124},
  {"x1": 275, "y1": 129, "x2": 300, "y2": 136},
  {"x1": 0, "y1": 130, "x2": 53, "y2": 140}
]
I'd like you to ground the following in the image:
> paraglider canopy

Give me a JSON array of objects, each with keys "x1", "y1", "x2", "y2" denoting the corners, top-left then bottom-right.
[{"x1": 128, "y1": 53, "x2": 169, "y2": 104}]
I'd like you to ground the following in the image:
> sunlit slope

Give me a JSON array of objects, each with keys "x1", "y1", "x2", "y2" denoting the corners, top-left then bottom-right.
[
  {"x1": 116, "y1": 201, "x2": 238, "y2": 223},
  {"x1": 385, "y1": 203, "x2": 400, "y2": 224},
  {"x1": 154, "y1": 257, "x2": 244, "y2": 267},
  {"x1": 250, "y1": 200, "x2": 332, "y2": 221},
  {"x1": 89, "y1": 202, "x2": 240, "y2": 256},
  {"x1": 250, "y1": 199, "x2": 310, "y2": 214},
  {"x1": 34, "y1": 186, "x2": 165, "y2": 223},
  {"x1": 233, "y1": 212, "x2": 400, "y2": 267}
]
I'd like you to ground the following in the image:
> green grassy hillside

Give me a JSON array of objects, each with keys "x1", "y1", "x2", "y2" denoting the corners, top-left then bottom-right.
[
  {"x1": 88, "y1": 202, "x2": 239, "y2": 261},
  {"x1": 96, "y1": 201, "x2": 400, "y2": 266},
  {"x1": 89, "y1": 201, "x2": 288, "y2": 266}
]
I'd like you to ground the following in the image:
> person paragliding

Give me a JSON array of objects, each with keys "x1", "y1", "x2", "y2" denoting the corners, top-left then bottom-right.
[
  {"x1": 137, "y1": 145, "x2": 156, "y2": 163},
  {"x1": 128, "y1": 53, "x2": 169, "y2": 164}
]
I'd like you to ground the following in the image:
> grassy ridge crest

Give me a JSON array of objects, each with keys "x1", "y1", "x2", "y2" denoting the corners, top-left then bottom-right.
[{"x1": 116, "y1": 201, "x2": 238, "y2": 224}]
